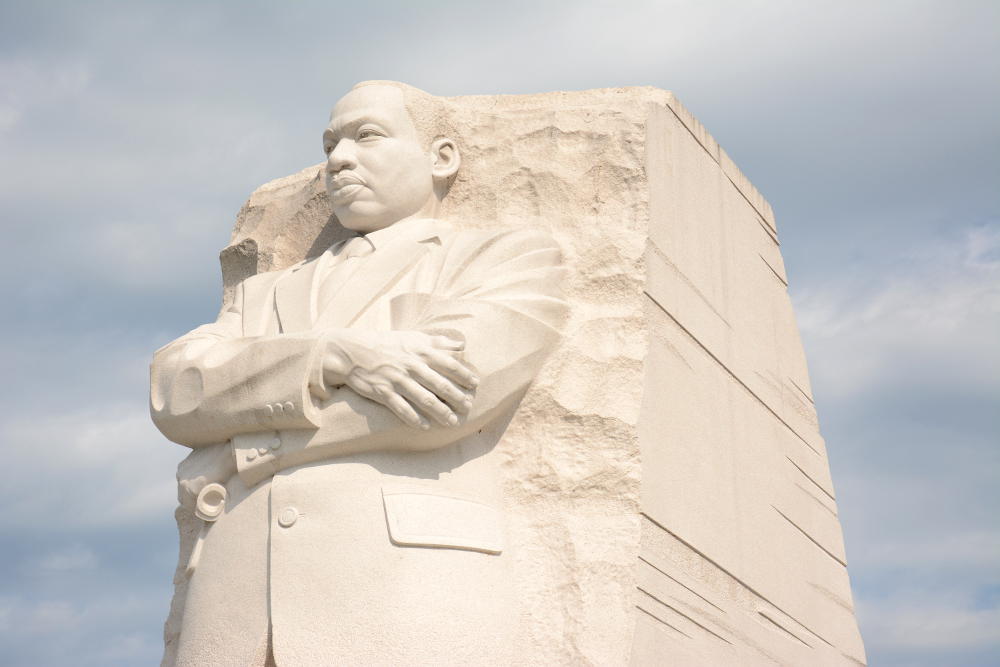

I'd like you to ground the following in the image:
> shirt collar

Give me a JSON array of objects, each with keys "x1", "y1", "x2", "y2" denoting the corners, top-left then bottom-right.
[
  {"x1": 326, "y1": 217, "x2": 450, "y2": 259},
  {"x1": 362, "y1": 217, "x2": 447, "y2": 252}
]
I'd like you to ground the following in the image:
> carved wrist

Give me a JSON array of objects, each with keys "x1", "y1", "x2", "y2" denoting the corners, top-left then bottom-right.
[{"x1": 312, "y1": 331, "x2": 355, "y2": 397}]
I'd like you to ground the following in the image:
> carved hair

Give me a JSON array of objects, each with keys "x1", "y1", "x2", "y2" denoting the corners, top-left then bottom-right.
[{"x1": 350, "y1": 80, "x2": 456, "y2": 149}]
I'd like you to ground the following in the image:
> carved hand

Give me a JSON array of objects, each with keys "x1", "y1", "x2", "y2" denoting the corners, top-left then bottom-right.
[
  {"x1": 176, "y1": 442, "x2": 238, "y2": 512},
  {"x1": 319, "y1": 330, "x2": 479, "y2": 429}
]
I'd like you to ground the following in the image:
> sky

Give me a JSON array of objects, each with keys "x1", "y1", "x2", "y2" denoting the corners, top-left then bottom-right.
[{"x1": 0, "y1": 1, "x2": 997, "y2": 665}]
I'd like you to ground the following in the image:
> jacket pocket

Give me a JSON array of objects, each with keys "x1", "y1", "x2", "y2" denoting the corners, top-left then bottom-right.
[{"x1": 381, "y1": 487, "x2": 504, "y2": 555}]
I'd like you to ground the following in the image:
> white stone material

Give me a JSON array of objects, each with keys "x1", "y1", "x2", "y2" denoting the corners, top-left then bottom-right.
[{"x1": 154, "y1": 82, "x2": 866, "y2": 666}]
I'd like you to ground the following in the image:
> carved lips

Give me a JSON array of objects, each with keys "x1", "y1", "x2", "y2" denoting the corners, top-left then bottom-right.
[{"x1": 328, "y1": 173, "x2": 367, "y2": 203}]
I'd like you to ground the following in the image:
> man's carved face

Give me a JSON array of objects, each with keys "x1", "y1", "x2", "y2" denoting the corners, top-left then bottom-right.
[{"x1": 323, "y1": 85, "x2": 435, "y2": 233}]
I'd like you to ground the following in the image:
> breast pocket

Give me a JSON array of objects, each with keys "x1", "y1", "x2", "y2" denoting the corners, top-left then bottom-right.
[{"x1": 381, "y1": 487, "x2": 504, "y2": 555}]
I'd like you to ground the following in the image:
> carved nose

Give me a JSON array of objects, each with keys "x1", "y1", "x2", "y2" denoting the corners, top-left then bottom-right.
[{"x1": 327, "y1": 141, "x2": 357, "y2": 173}]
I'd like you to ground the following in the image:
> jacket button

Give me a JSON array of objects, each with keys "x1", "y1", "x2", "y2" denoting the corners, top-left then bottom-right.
[
  {"x1": 257, "y1": 447, "x2": 268, "y2": 456},
  {"x1": 270, "y1": 437, "x2": 282, "y2": 450},
  {"x1": 278, "y1": 507, "x2": 298, "y2": 528},
  {"x1": 245, "y1": 449, "x2": 257, "y2": 462},
  {"x1": 283, "y1": 401, "x2": 295, "y2": 413}
]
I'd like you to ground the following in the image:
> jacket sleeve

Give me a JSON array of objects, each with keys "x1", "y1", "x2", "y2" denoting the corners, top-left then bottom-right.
[
  {"x1": 233, "y1": 228, "x2": 568, "y2": 485},
  {"x1": 149, "y1": 279, "x2": 324, "y2": 447}
]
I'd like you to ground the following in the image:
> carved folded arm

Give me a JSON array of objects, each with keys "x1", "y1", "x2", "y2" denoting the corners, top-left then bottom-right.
[
  {"x1": 234, "y1": 228, "x2": 568, "y2": 485},
  {"x1": 150, "y1": 283, "x2": 323, "y2": 447}
]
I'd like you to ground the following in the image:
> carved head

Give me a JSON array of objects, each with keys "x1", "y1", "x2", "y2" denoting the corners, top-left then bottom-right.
[{"x1": 323, "y1": 81, "x2": 460, "y2": 233}]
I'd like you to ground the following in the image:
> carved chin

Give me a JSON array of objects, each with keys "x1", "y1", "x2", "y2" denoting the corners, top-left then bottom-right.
[
  {"x1": 333, "y1": 202, "x2": 390, "y2": 230},
  {"x1": 332, "y1": 198, "x2": 375, "y2": 218}
]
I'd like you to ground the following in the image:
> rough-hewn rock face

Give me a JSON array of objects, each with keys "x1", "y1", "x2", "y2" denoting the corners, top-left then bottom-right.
[{"x1": 162, "y1": 87, "x2": 865, "y2": 666}]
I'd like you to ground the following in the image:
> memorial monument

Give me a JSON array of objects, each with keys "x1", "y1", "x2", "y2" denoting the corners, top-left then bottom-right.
[{"x1": 151, "y1": 81, "x2": 867, "y2": 665}]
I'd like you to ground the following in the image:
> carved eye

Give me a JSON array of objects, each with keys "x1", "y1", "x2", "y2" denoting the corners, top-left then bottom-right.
[
  {"x1": 358, "y1": 128, "x2": 381, "y2": 141},
  {"x1": 323, "y1": 142, "x2": 335, "y2": 155}
]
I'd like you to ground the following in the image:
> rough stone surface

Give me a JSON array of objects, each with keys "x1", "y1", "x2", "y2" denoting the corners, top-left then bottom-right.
[{"x1": 161, "y1": 86, "x2": 865, "y2": 665}]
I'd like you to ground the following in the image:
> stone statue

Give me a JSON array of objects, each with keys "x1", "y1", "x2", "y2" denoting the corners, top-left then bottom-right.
[
  {"x1": 153, "y1": 82, "x2": 867, "y2": 666},
  {"x1": 150, "y1": 81, "x2": 568, "y2": 665}
]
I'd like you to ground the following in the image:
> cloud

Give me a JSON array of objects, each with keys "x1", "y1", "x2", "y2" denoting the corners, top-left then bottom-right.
[
  {"x1": 794, "y1": 223, "x2": 1000, "y2": 665},
  {"x1": 0, "y1": 58, "x2": 91, "y2": 135},
  {"x1": 0, "y1": 592, "x2": 166, "y2": 667},
  {"x1": 0, "y1": 397, "x2": 181, "y2": 532},
  {"x1": 0, "y1": 1, "x2": 996, "y2": 665},
  {"x1": 795, "y1": 223, "x2": 1000, "y2": 400},
  {"x1": 859, "y1": 593, "x2": 1000, "y2": 656},
  {"x1": 0, "y1": 598, "x2": 82, "y2": 635},
  {"x1": 0, "y1": 104, "x2": 19, "y2": 132},
  {"x1": 860, "y1": 525, "x2": 1000, "y2": 573},
  {"x1": 35, "y1": 545, "x2": 99, "y2": 573}
]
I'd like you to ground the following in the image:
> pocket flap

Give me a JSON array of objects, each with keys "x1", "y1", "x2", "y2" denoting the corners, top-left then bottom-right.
[{"x1": 381, "y1": 489, "x2": 503, "y2": 555}]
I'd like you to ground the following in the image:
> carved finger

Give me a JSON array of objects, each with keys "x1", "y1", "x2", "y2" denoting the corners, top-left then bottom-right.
[
  {"x1": 352, "y1": 375, "x2": 426, "y2": 428},
  {"x1": 383, "y1": 393, "x2": 429, "y2": 429},
  {"x1": 348, "y1": 376, "x2": 405, "y2": 417},
  {"x1": 345, "y1": 374, "x2": 376, "y2": 400},
  {"x1": 430, "y1": 335, "x2": 465, "y2": 352},
  {"x1": 411, "y1": 362, "x2": 473, "y2": 414},
  {"x1": 395, "y1": 377, "x2": 459, "y2": 427},
  {"x1": 423, "y1": 349, "x2": 479, "y2": 390}
]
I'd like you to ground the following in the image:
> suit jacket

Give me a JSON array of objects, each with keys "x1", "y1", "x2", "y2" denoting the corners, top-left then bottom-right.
[{"x1": 150, "y1": 218, "x2": 567, "y2": 666}]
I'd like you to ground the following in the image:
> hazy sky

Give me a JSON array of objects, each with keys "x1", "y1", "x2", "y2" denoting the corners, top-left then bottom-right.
[{"x1": 1, "y1": 1, "x2": 997, "y2": 665}]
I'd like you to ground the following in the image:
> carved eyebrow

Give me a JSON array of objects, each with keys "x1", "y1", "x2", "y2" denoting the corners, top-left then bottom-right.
[{"x1": 329, "y1": 111, "x2": 391, "y2": 134}]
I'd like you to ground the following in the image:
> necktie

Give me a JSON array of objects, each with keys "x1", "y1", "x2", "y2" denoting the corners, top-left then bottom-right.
[{"x1": 317, "y1": 236, "x2": 374, "y2": 312}]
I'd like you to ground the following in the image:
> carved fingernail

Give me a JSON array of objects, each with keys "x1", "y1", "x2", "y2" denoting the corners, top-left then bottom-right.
[{"x1": 447, "y1": 414, "x2": 459, "y2": 426}]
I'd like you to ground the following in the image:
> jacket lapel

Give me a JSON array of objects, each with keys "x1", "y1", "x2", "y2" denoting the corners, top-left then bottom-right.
[
  {"x1": 315, "y1": 220, "x2": 449, "y2": 330},
  {"x1": 241, "y1": 271, "x2": 281, "y2": 336},
  {"x1": 315, "y1": 238, "x2": 429, "y2": 330},
  {"x1": 274, "y1": 254, "x2": 326, "y2": 333}
]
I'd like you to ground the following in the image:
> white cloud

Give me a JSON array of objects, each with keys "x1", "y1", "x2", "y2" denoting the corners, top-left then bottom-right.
[
  {"x1": 0, "y1": 593, "x2": 166, "y2": 666},
  {"x1": 0, "y1": 104, "x2": 20, "y2": 132},
  {"x1": 0, "y1": 597, "x2": 83, "y2": 636},
  {"x1": 795, "y1": 224, "x2": 1000, "y2": 399},
  {"x1": 858, "y1": 592, "x2": 1000, "y2": 653},
  {"x1": 0, "y1": 395, "x2": 182, "y2": 531},
  {"x1": 95, "y1": 632, "x2": 160, "y2": 662},
  {"x1": 74, "y1": 216, "x2": 228, "y2": 293},
  {"x1": 0, "y1": 57, "x2": 91, "y2": 203},
  {"x1": 795, "y1": 223, "x2": 1000, "y2": 664},
  {"x1": 0, "y1": 58, "x2": 91, "y2": 134},
  {"x1": 861, "y1": 528, "x2": 1000, "y2": 572},
  {"x1": 36, "y1": 545, "x2": 99, "y2": 573}
]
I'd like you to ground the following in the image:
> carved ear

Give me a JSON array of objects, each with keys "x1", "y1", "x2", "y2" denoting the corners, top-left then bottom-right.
[{"x1": 430, "y1": 138, "x2": 461, "y2": 181}]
